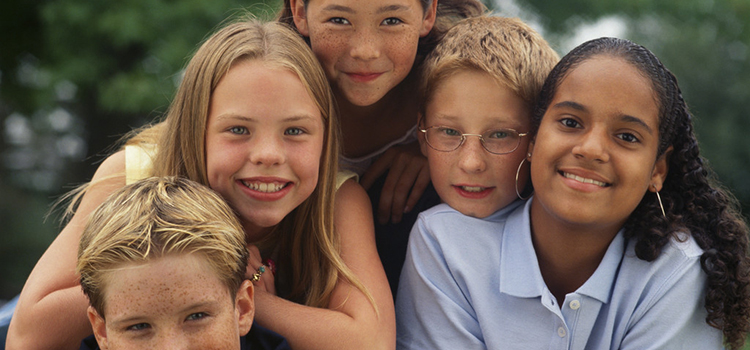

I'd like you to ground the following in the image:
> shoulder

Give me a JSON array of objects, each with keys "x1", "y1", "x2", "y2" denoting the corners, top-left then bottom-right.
[
  {"x1": 242, "y1": 323, "x2": 291, "y2": 350},
  {"x1": 415, "y1": 201, "x2": 522, "y2": 241},
  {"x1": 618, "y1": 231, "x2": 708, "y2": 315}
]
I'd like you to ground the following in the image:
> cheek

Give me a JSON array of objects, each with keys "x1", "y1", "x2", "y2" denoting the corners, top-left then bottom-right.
[{"x1": 309, "y1": 31, "x2": 344, "y2": 64}]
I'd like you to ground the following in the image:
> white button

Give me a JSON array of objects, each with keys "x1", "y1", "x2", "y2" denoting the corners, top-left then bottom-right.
[
  {"x1": 569, "y1": 300, "x2": 581, "y2": 310},
  {"x1": 557, "y1": 327, "x2": 567, "y2": 337}
]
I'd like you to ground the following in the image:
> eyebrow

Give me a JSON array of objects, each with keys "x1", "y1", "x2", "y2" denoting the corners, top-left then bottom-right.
[
  {"x1": 552, "y1": 101, "x2": 654, "y2": 134},
  {"x1": 216, "y1": 114, "x2": 318, "y2": 123},
  {"x1": 322, "y1": 4, "x2": 410, "y2": 14},
  {"x1": 551, "y1": 101, "x2": 586, "y2": 112},
  {"x1": 621, "y1": 115, "x2": 654, "y2": 134}
]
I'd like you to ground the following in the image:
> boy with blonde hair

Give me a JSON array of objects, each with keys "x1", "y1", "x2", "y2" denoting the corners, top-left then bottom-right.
[
  {"x1": 77, "y1": 176, "x2": 289, "y2": 350},
  {"x1": 397, "y1": 16, "x2": 559, "y2": 348}
]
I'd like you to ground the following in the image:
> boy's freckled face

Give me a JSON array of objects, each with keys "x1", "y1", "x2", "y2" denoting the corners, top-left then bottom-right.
[
  {"x1": 423, "y1": 69, "x2": 531, "y2": 218},
  {"x1": 95, "y1": 254, "x2": 248, "y2": 350}
]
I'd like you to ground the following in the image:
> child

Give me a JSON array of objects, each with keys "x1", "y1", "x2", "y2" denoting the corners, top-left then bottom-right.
[
  {"x1": 8, "y1": 19, "x2": 394, "y2": 350},
  {"x1": 277, "y1": 0, "x2": 486, "y2": 296},
  {"x1": 397, "y1": 36, "x2": 750, "y2": 349},
  {"x1": 76, "y1": 176, "x2": 289, "y2": 350}
]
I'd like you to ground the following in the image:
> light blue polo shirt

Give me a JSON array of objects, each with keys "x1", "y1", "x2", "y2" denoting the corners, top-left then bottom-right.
[{"x1": 396, "y1": 199, "x2": 722, "y2": 350}]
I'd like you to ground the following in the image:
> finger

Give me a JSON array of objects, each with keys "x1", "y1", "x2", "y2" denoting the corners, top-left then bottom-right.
[
  {"x1": 405, "y1": 165, "x2": 431, "y2": 214},
  {"x1": 389, "y1": 161, "x2": 423, "y2": 223},
  {"x1": 361, "y1": 149, "x2": 396, "y2": 190},
  {"x1": 378, "y1": 158, "x2": 408, "y2": 224}
]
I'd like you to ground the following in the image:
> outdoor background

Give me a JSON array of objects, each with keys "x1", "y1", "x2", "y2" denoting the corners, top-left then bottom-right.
[{"x1": 1, "y1": 0, "x2": 749, "y2": 331}]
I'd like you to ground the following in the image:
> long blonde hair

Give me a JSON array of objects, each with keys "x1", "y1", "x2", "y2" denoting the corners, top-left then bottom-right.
[{"x1": 125, "y1": 18, "x2": 371, "y2": 308}]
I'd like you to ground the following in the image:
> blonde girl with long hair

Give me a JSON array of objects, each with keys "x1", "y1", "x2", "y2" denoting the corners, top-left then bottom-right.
[{"x1": 8, "y1": 18, "x2": 394, "y2": 350}]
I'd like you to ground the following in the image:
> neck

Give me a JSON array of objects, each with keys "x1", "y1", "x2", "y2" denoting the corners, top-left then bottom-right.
[
  {"x1": 336, "y1": 72, "x2": 421, "y2": 157},
  {"x1": 529, "y1": 198, "x2": 622, "y2": 306}
]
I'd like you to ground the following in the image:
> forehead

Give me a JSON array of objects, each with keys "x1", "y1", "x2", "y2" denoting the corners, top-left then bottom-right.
[
  {"x1": 308, "y1": 0, "x2": 426, "y2": 11},
  {"x1": 101, "y1": 254, "x2": 232, "y2": 316},
  {"x1": 554, "y1": 56, "x2": 660, "y2": 127}
]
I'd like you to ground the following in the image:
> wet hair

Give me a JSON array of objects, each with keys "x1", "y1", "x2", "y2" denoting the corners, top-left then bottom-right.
[
  {"x1": 420, "y1": 15, "x2": 559, "y2": 118},
  {"x1": 531, "y1": 37, "x2": 750, "y2": 350},
  {"x1": 77, "y1": 177, "x2": 248, "y2": 318},
  {"x1": 276, "y1": 0, "x2": 487, "y2": 62}
]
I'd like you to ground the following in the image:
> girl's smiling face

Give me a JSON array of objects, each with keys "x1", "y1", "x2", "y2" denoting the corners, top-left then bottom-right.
[
  {"x1": 529, "y1": 55, "x2": 669, "y2": 233},
  {"x1": 291, "y1": 0, "x2": 437, "y2": 107},
  {"x1": 205, "y1": 60, "x2": 324, "y2": 241}
]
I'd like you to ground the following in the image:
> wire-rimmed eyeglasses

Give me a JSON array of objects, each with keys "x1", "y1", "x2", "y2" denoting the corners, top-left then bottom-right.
[{"x1": 419, "y1": 125, "x2": 528, "y2": 155}]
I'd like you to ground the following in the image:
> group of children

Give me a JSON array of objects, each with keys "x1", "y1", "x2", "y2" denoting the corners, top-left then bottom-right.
[{"x1": 5, "y1": 0, "x2": 750, "y2": 349}]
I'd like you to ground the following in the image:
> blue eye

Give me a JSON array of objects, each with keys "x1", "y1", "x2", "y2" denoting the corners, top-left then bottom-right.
[
  {"x1": 126, "y1": 323, "x2": 151, "y2": 331},
  {"x1": 487, "y1": 130, "x2": 511, "y2": 139},
  {"x1": 438, "y1": 127, "x2": 461, "y2": 137},
  {"x1": 382, "y1": 18, "x2": 403, "y2": 25},
  {"x1": 285, "y1": 127, "x2": 305, "y2": 136},
  {"x1": 229, "y1": 126, "x2": 247, "y2": 135},
  {"x1": 186, "y1": 312, "x2": 207, "y2": 321}
]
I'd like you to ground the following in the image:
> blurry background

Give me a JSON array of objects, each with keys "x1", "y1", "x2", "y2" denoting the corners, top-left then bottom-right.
[{"x1": 1, "y1": 0, "x2": 748, "y2": 309}]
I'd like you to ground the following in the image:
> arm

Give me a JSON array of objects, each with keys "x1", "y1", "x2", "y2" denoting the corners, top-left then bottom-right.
[
  {"x1": 253, "y1": 179, "x2": 396, "y2": 350},
  {"x1": 360, "y1": 142, "x2": 430, "y2": 225},
  {"x1": 7, "y1": 151, "x2": 127, "y2": 350},
  {"x1": 396, "y1": 214, "x2": 486, "y2": 350}
]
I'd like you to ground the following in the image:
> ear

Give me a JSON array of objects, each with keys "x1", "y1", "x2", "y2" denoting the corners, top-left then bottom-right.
[
  {"x1": 649, "y1": 146, "x2": 673, "y2": 192},
  {"x1": 235, "y1": 279, "x2": 255, "y2": 336},
  {"x1": 88, "y1": 306, "x2": 110, "y2": 350},
  {"x1": 527, "y1": 138, "x2": 536, "y2": 161},
  {"x1": 417, "y1": 113, "x2": 428, "y2": 156},
  {"x1": 419, "y1": 0, "x2": 438, "y2": 37},
  {"x1": 290, "y1": 0, "x2": 310, "y2": 37}
]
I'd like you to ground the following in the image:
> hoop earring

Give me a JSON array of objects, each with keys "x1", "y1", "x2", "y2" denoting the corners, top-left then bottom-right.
[
  {"x1": 515, "y1": 155, "x2": 532, "y2": 200},
  {"x1": 654, "y1": 185, "x2": 666, "y2": 218}
]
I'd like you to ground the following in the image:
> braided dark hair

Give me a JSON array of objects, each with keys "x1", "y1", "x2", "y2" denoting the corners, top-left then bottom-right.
[{"x1": 531, "y1": 37, "x2": 750, "y2": 350}]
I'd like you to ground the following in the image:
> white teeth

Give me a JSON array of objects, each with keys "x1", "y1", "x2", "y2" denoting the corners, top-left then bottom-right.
[
  {"x1": 461, "y1": 186, "x2": 484, "y2": 192},
  {"x1": 563, "y1": 172, "x2": 608, "y2": 187},
  {"x1": 242, "y1": 181, "x2": 285, "y2": 193}
]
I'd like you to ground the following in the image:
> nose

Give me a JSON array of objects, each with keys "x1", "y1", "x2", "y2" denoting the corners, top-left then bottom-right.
[
  {"x1": 572, "y1": 128, "x2": 610, "y2": 163},
  {"x1": 249, "y1": 134, "x2": 286, "y2": 166},
  {"x1": 154, "y1": 328, "x2": 190, "y2": 350},
  {"x1": 457, "y1": 136, "x2": 487, "y2": 173},
  {"x1": 349, "y1": 27, "x2": 380, "y2": 60}
]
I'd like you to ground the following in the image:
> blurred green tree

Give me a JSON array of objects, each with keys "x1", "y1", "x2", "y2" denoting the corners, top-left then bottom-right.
[{"x1": 0, "y1": 0, "x2": 278, "y2": 299}]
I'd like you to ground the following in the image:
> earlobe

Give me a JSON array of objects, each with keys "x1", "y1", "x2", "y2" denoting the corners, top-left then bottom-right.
[
  {"x1": 417, "y1": 113, "x2": 428, "y2": 156},
  {"x1": 649, "y1": 146, "x2": 673, "y2": 192},
  {"x1": 419, "y1": 0, "x2": 439, "y2": 37},
  {"x1": 88, "y1": 306, "x2": 109, "y2": 350},
  {"x1": 236, "y1": 280, "x2": 255, "y2": 336},
  {"x1": 290, "y1": 0, "x2": 310, "y2": 37}
]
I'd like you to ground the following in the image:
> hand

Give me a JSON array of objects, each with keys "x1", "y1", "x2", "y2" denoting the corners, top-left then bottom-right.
[
  {"x1": 246, "y1": 245, "x2": 276, "y2": 296},
  {"x1": 360, "y1": 142, "x2": 431, "y2": 224}
]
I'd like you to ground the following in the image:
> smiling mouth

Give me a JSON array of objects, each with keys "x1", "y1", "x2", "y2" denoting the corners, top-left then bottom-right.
[
  {"x1": 459, "y1": 186, "x2": 488, "y2": 192},
  {"x1": 560, "y1": 172, "x2": 611, "y2": 187},
  {"x1": 241, "y1": 181, "x2": 289, "y2": 193}
]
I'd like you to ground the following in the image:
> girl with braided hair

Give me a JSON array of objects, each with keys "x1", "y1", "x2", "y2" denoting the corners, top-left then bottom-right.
[{"x1": 397, "y1": 36, "x2": 750, "y2": 349}]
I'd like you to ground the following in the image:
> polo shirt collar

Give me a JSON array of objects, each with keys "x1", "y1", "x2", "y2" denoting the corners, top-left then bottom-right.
[{"x1": 498, "y1": 197, "x2": 627, "y2": 304}]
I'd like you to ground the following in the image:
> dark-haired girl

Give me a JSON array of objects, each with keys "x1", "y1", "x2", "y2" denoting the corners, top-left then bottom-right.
[{"x1": 397, "y1": 37, "x2": 750, "y2": 349}]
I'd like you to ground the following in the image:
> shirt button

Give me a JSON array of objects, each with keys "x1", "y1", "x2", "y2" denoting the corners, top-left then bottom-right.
[
  {"x1": 569, "y1": 300, "x2": 581, "y2": 310},
  {"x1": 558, "y1": 327, "x2": 567, "y2": 338}
]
